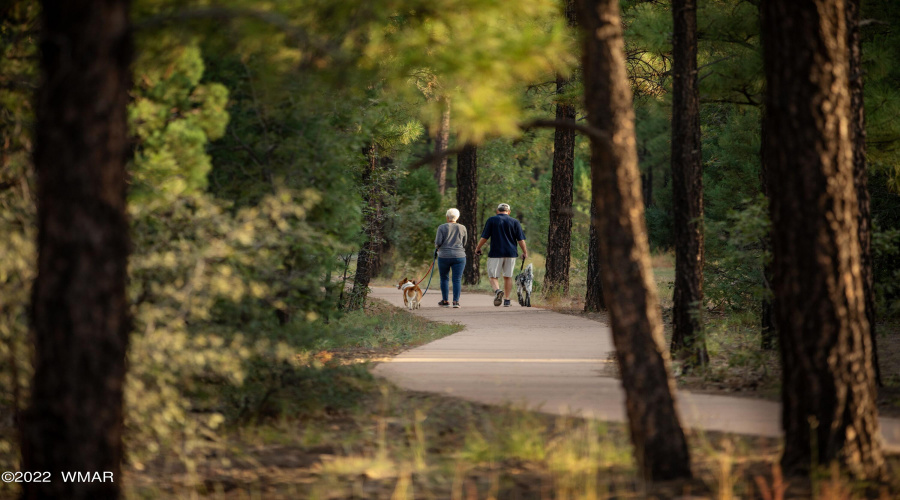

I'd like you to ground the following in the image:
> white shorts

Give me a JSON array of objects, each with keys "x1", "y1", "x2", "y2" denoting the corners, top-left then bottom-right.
[{"x1": 487, "y1": 257, "x2": 516, "y2": 278}]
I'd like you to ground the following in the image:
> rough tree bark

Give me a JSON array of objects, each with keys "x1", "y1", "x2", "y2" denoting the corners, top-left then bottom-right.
[
  {"x1": 761, "y1": 0, "x2": 885, "y2": 479},
  {"x1": 456, "y1": 143, "x2": 480, "y2": 285},
  {"x1": 847, "y1": 0, "x2": 881, "y2": 386},
  {"x1": 21, "y1": 0, "x2": 132, "y2": 498},
  {"x1": 584, "y1": 200, "x2": 606, "y2": 312},
  {"x1": 433, "y1": 98, "x2": 451, "y2": 195},
  {"x1": 348, "y1": 144, "x2": 384, "y2": 310},
  {"x1": 544, "y1": 0, "x2": 577, "y2": 295},
  {"x1": 576, "y1": 0, "x2": 692, "y2": 481},
  {"x1": 544, "y1": 75, "x2": 577, "y2": 295},
  {"x1": 669, "y1": 0, "x2": 708, "y2": 367}
]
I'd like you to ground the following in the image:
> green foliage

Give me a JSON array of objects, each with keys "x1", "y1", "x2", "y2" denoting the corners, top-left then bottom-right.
[
  {"x1": 873, "y1": 225, "x2": 900, "y2": 318},
  {"x1": 369, "y1": 0, "x2": 576, "y2": 142},
  {"x1": 3, "y1": 0, "x2": 900, "y2": 484},
  {"x1": 705, "y1": 195, "x2": 770, "y2": 312},
  {"x1": 862, "y1": 0, "x2": 900, "y2": 189},
  {"x1": 0, "y1": 0, "x2": 38, "y2": 469},
  {"x1": 130, "y1": 36, "x2": 229, "y2": 204},
  {"x1": 126, "y1": 188, "x2": 342, "y2": 462},
  {"x1": 476, "y1": 139, "x2": 543, "y2": 245},
  {"x1": 636, "y1": 98, "x2": 674, "y2": 249},
  {"x1": 383, "y1": 167, "x2": 443, "y2": 274}
]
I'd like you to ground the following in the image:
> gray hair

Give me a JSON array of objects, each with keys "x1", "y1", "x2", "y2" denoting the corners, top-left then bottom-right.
[
  {"x1": 446, "y1": 208, "x2": 460, "y2": 222},
  {"x1": 497, "y1": 203, "x2": 511, "y2": 213}
]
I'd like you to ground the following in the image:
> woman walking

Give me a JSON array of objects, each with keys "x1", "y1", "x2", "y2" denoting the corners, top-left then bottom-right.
[{"x1": 435, "y1": 208, "x2": 468, "y2": 308}]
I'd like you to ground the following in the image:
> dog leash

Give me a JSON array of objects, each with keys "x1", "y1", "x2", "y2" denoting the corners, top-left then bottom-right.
[
  {"x1": 420, "y1": 259, "x2": 437, "y2": 297},
  {"x1": 414, "y1": 248, "x2": 439, "y2": 297}
]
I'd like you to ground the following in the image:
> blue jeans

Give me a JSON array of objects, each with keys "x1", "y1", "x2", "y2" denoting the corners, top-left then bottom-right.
[{"x1": 438, "y1": 257, "x2": 466, "y2": 302}]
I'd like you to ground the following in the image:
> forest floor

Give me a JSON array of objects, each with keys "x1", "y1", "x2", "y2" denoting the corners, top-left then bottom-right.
[{"x1": 122, "y1": 297, "x2": 898, "y2": 499}]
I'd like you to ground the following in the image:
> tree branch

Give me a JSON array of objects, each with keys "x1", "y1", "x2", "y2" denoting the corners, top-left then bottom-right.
[
  {"x1": 519, "y1": 119, "x2": 611, "y2": 146},
  {"x1": 407, "y1": 145, "x2": 469, "y2": 170}
]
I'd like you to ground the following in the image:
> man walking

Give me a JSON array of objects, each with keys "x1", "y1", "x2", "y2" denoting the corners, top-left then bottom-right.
[{"x1": 474, "y1": 203, "x2": 528, "y2": 307}]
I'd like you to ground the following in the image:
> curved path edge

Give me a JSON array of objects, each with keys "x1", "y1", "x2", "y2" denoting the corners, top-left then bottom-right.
[{"x1": 369, "y1": 287, "x2": 900, "y2": 452}]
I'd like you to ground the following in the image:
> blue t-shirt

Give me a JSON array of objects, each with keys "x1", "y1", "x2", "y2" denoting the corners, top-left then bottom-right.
[{"x1": 480, "y1": 214, "x2": 526, "y2": 258}]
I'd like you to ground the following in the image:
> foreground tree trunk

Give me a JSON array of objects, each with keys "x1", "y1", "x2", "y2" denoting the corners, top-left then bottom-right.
[
  {"x1": 576, "y1": 0, "x2": 692, "y2": 481},
  {"x1": 584, "y1": 198, "x2": 606, "y2": 312},
  {"x1": 348, "y1": 144, "x2": 384, "y2": 310},
  {"x1": 544, "y1": 76, "x2": 577, "y2": 295},
  {"x1": 433, "y1": 98, "x2": 451, "y2": 195},
  {"x1": 761, "y1": 0, "x2": 885, "y2": 479},
  {"x1": 456, "y1": 144, "x2": 480, "y2": 285},
  {"x1": 669, "y1": 0, "x2": 708, "y2": 368},
  {"x1": 847, "y1": 0, "x2": 881, "y2": 386},
  {"x1": 21, "y1": 1, "x2": 132, "y2": 498}
]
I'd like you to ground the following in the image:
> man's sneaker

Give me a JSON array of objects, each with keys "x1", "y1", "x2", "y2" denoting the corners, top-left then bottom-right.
[
  {"x1": 438, "y1": 300, "x2": 450, "y2": 307},
  {"x1": 493, "y1": 289, "x2": 504, "y2": 306},
  {"x1": 503, "y1": 299, "x2": 511, "y2": 307},
  {"x1": 452, "y1": 301, "x2": 460, "y2": 308}
]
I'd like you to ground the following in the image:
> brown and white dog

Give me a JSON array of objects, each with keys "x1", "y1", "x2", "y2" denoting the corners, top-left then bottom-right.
[{"x1": 397, "y1": 278, "x2": 423, "y2": 310}]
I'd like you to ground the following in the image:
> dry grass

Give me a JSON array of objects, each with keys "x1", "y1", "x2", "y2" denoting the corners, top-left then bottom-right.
[
  {"x1": 119, "y1": 376, "x2": 900, "y2": 499},
  {"x1": 111, "y1": 300, "x2": 900, "y2": 499}
]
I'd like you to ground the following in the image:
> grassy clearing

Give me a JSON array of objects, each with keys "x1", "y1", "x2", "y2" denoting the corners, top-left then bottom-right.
[{"x1": 314, "y1": 298, "x2": 464, "y2": 361}]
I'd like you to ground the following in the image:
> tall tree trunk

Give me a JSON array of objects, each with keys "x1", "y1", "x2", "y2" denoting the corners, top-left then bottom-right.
[
  {"x1": 761, "y1": 0, "x2": 885, "y2": 479},
  {"x1": 544, "y1": 76, "x2": 577, "y2": 295},
  {"x1": 348, "y1": 144, "x2": 382, "y2": 310},
  {"x1": 759, "y1": 109, "x2": 777, "y2": 350},
  {"x1": 847, "y1": 0, "x2": 881, "y2": 386},
  {"x1": 576, "y1": 0, "x2": 692, "y2": 481},
  {"x1": 669, "y1": 0, "x2": 708, "y2": 368},
  {"x1": 433, "y1": 98, "x2": 451, "y2": 195},
  {"x1": 584, "y1": 198, "x2": 606, "y2": 312},
  {"x1": 457, "y1": 143, "x2": 480, "y2": 285},
  {"x1": 369, "y1": 156, "x2": 392, "y2": 278},
  {"x1": 21, "y1": 0, "x2": 132, "y2": 498},
  {"x1": 544, "y1": 0, "x2": 578, "y2": 295}
]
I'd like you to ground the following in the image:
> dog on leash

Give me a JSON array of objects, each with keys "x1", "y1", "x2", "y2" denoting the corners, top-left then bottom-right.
[
  {"x1": 397, "y1": 278, "x2": 423, "y2": 310},
  {"x1": 515, "y1": 263, "x2": 533, "y2": 307}
]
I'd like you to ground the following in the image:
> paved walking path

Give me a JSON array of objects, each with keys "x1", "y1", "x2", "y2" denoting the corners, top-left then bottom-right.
[{"x1": 370, "y1": 287, "x2": 900, "y2": 452}]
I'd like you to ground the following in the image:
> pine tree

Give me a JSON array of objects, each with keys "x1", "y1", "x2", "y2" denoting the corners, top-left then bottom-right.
[
  {"x1": 576, "y1": 0, "x2": 691, "y2": 481},
  {"x1": 456, "y1": 143, "x2": 481, "y2": 284},
  {"x1": 433, "y1": 97, "x2": 451, "y2": 195},
  {"x1": 669, "y1": 0, "x2": 708, "y2": 367},
  {"x1": 22, "y1": 0, "x2": 132, "y2": 497},
  {"x1": 761, "y1": 0, "x2": 885, "y2": 478},
  {"x1": 847, "y1": 0, "x2": 880, "y2": 386},
  {"x1": 348, "y1": 144, "x2": 387, "y2": 310},
  {"x1": 544, "y1": 0, "x2": 578, "y2": 295},
  {"x1": 584, "y1": 198, "x2": 606, "y2": 312}
]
